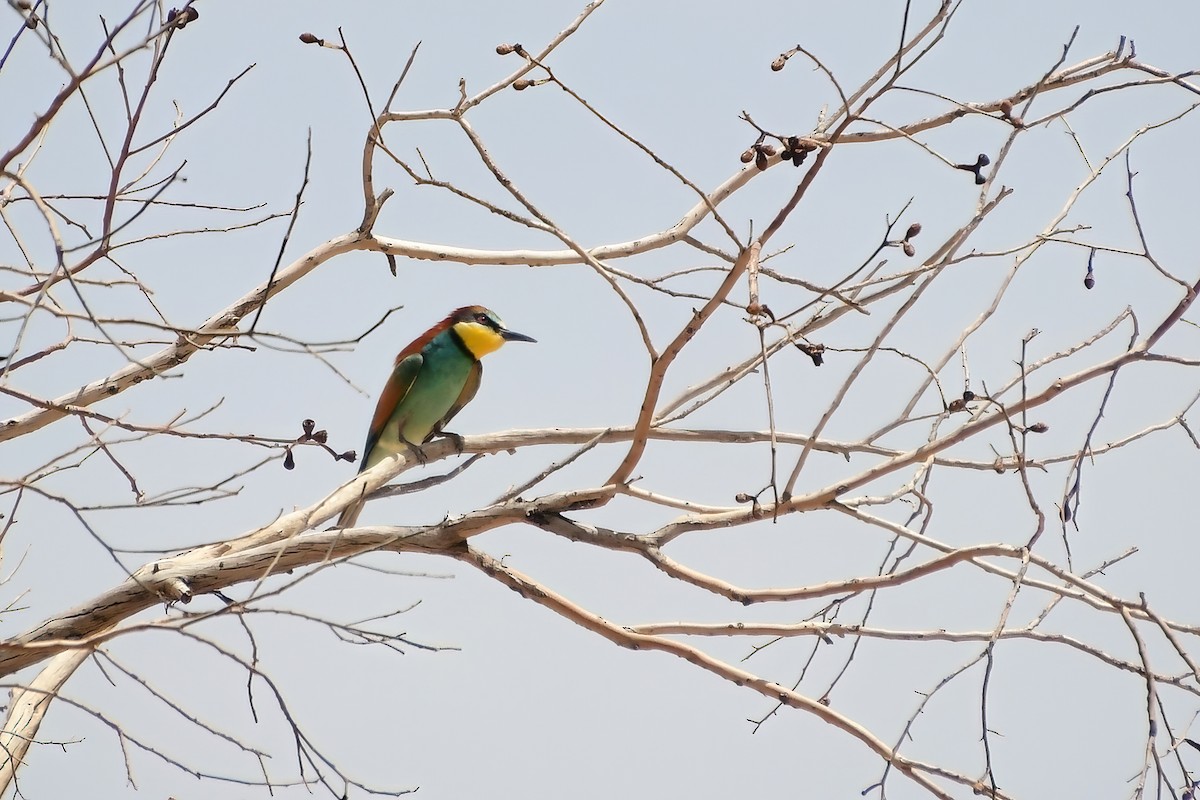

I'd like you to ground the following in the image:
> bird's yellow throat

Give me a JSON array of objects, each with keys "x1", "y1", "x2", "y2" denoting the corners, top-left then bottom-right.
[{"x1": 452, "y1": 321, "x2": 505, "y2": 358}]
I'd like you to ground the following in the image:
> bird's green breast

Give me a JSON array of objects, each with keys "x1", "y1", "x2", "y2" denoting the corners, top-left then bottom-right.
[{"x1": 366, "y1": 331, "x2": 474, "y2": 468}]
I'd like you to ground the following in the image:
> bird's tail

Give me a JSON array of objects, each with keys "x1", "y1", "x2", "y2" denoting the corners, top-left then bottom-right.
[
  {"x1": 335, "y1": 453, "x2": 371, "y2": 528},
  {"x1": 336, "y1": 494, "x2": 365, "y2": 529}
]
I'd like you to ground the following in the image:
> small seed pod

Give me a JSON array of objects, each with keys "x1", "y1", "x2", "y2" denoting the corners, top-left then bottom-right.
[
  {"x1": 795, "y1": 341, "x2": 825, "y2": 366},
  {"x1": 1028, "y1": 422, "x2": 1049, "y2": 433},
  {"x1": 496, "y1": 43, "x2": 516, "y2": 55},
  {"x1": 905, "y1": 222, "x2": 922, "y2": 239},
  {"x1": 1084, "y1": 271, "x2": 1096, "y2": 290},
  {"x1": 302, "y1": 418, "x2": 316, "y2": 436},
  {"x1": 999, "y1": 99, "x2": 1013, "y2": 115},
  {"x1": 168, "y1": 6, "x2": 198, "y2": 27},
  {"x1": 299, "y1": 32, "x2": 321, "y2": 45},
  {"x1": 760, "y1": 144, "x2": 777, "y2": 157},
  {"x1": 771, "y1": 55, "x2": 787, "y2": 71},
  {"x1": 902, "y1": 242, "x2": 916, "y2": 257},
  {"x1": 740, "y1": 149, "x2": 755, "y2": 164},
  {"x1": 734, "y1": 492, "x2": 753, "y2": 503},
  {"x1": 962, "y1": 390, "x2": 975, "y2": 402},
  {"x1": 283, "y1": 449, "x2": 296, "y2": 470},
  {"x1": 947, "y1": 398, "x2": 966, "y2": 412},
  {"x1": 513, "y1": 79, "x2": 533, "y2": 91},
  {"x1": 755, "y1": 149, "x2": 769, "y2": 171}
]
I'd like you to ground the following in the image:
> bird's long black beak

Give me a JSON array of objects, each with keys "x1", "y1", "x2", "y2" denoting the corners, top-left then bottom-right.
[{"x1": 501, "y1": 328, "x2": 537, "y2": 343}]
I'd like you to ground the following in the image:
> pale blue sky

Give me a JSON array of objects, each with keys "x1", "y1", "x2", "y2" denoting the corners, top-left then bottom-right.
[{"x1": 3, "y1": 1, "x2": 1200, "y2": 798}]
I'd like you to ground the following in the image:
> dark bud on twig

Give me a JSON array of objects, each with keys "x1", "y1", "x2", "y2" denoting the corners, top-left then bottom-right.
[
  {"x1": 760, "y1": 144, "x2": 777, "y2": 157},
  {"x1": 283, "y1": 449, "x2": 296, "y2": 470},
  {"x1": 167, "y1": 6, "x2": 199, "y2": 28},
  {"x1": 1028, "y1": 422, "x2": 1049, "y2": 433},
  {"x1": 755, "y1": 149, "x2": 769, "y2": 171},
  {"x1": 513, "y1": 79, "x2": 533, "y2": 91},
  {"x1": 495, "y1": 43, "x2": 517, "y2": 55},
  {"x1": 24, "y1": 14, "x2": 36, "y2": 29},
  {"x1": 1061, "y1": 506, "x2": 1072, "y2": 522},
  {"x1": 771, "y1": 45, "x2": 801, "y2": 71},
  {"x1": 1084, "y1": 265, "x2": 1096, "y2": 290},
  {"x1": 993, "y1": 458, "x2": 1006, "y2": 474},
  {"x1": 795, "y1": 341, "x2": 825, "y2": 366},
  {"x1": 954, "y1": 154, "x2": 991, "y2": 185},
  {"x1": 999, "y1": 99, "x2": 1013, "y2": 115},
  {"x1": 734, "y1": 492, "x2": 753, "y2": 503},
  {"x1": 312, "y1": 429, "x2": 328, "y2": 444},
  {"x1": 779, "y1": 150, "x2": 794, "y2": 163},
  {"x1": 740, "y1": 148, "x2": 756, "y2": 163},
  {"x1": 339, "y1": 450, "x2": 358, "y2": 463},
  {"x1": 299, "y1": 32, "x2": 322, "y2": 45},
  {"x1": 947, "y1": 398, "x2": 966, "y2": 413},
  {"x1": 302, "y1": 418, "x2": 316, "y2": 437},
  {"x1": 962, "y1": 390, "x2": 975, "y2": 402},
  {"x1": 900, "y1": 221, "x2": 920, "y2": 256}
]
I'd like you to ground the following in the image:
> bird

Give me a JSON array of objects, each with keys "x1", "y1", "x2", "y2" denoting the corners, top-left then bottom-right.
[{"x1": 336, "y1": 305, "x2": 535, "y2": 528}]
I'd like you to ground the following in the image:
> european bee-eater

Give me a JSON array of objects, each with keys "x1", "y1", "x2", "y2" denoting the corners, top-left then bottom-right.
[{"x1": 337, "y1": 305, "x2": 535, "y2": 527}]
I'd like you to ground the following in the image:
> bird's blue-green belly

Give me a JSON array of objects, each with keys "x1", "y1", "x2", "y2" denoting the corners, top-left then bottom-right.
[{"x1": 366, "y1": 342, "x2": 472, "y2": 468}]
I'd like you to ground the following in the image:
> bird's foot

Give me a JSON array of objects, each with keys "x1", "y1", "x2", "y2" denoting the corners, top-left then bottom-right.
[
  {"x1": 403, "y1": 440, "x2": 428, "y2": 465},
  {"x1": 437, "y1": 430, "x2": 466, "y2": 454}
]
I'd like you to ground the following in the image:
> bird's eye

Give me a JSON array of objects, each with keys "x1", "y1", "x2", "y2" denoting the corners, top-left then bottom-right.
[{"x1": 475, "y1": 313, "x2": 490, "y2": 325}]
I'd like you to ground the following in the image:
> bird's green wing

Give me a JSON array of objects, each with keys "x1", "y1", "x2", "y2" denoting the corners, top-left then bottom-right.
[
  {"x1": 433, "y1": 359, "x2": 482, "y2": 437},
  {"x1": 360, "y1": 353, "x2": 423, "y2": 471}
]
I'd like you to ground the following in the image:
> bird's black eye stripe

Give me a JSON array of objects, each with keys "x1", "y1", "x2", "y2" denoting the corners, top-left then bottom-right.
[{"x1": 475, "y1": 312, "x2": 496, "y2": 329}]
